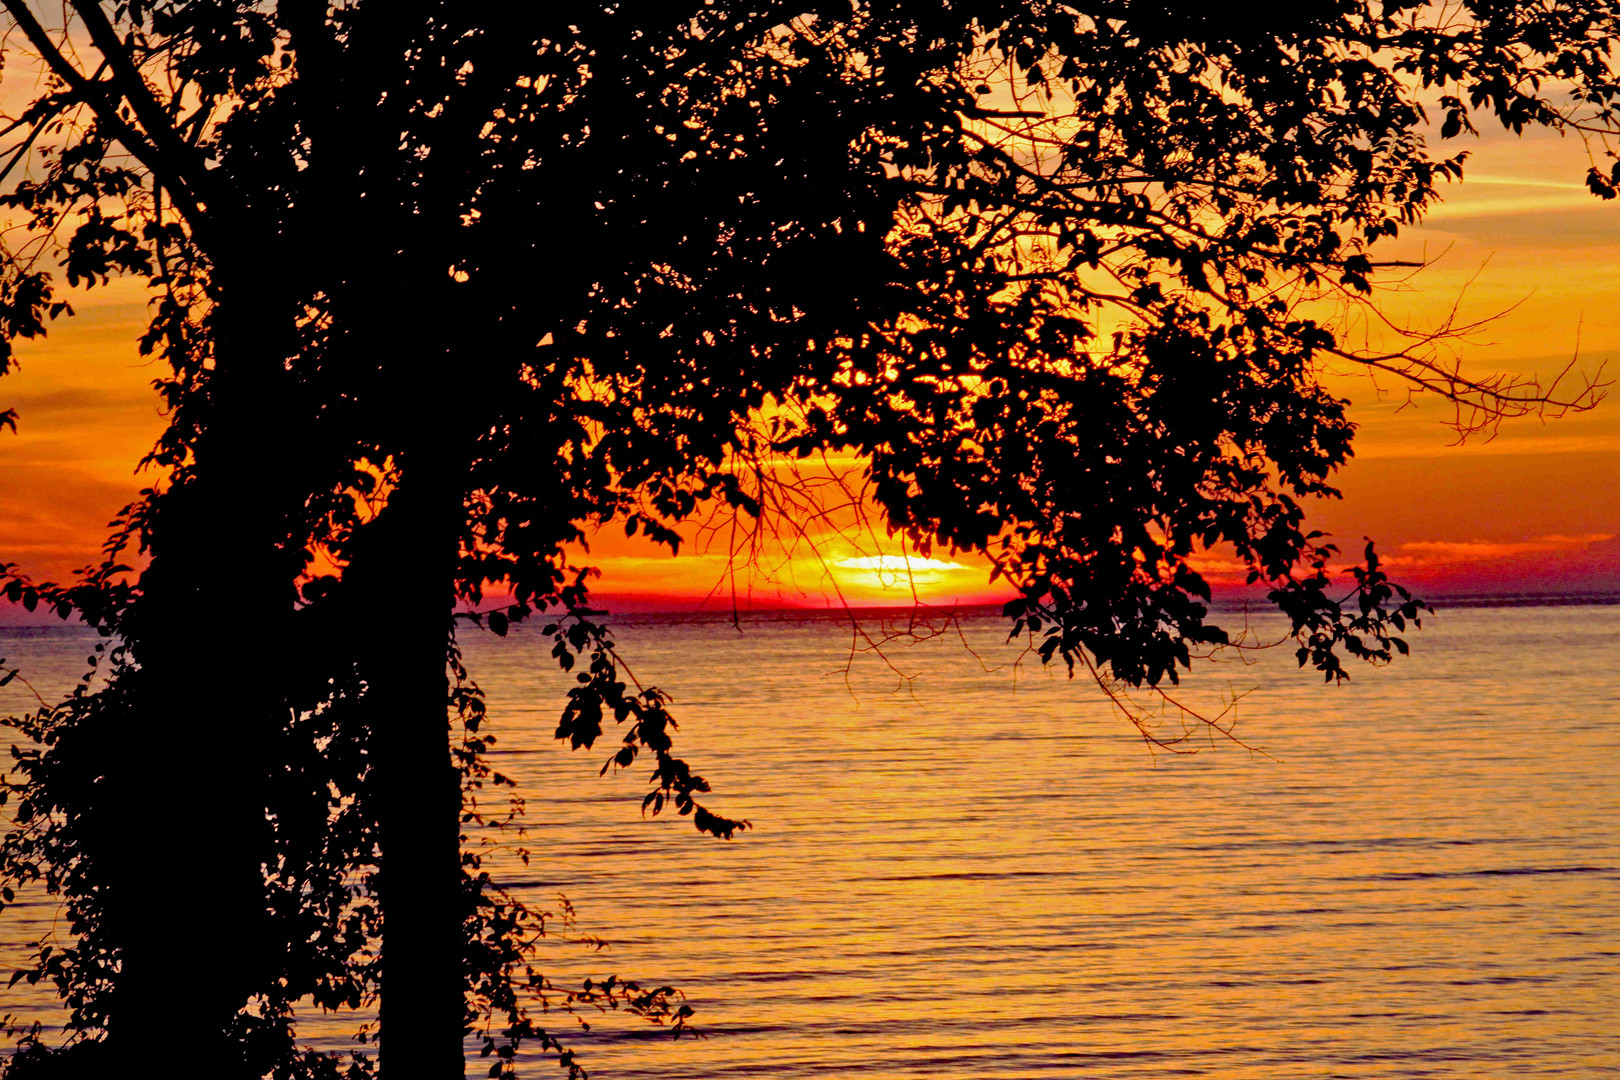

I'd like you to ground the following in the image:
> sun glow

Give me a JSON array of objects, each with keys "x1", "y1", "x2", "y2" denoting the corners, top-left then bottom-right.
[
  {"x1": 832, "y1": 555, "x2": 970, "y2": 573},
  {"x1": 824, "y1": 553, "x2": 981, "y2": 600}
]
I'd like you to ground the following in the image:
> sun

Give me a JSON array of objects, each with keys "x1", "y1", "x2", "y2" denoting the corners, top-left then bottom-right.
[{"x1": 827, "y1": 553, "x2": 992, "y2": 604}]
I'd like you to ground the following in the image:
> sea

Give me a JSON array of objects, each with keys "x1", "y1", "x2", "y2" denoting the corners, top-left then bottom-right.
[{"x1": 1, "y1": 598, "x2": 1616, "y2": 1078}]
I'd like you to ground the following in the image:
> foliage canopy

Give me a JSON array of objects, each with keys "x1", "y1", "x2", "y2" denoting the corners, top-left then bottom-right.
[{"x1": 0, "y1": 1, "x2": 1612, "y2": 1076}]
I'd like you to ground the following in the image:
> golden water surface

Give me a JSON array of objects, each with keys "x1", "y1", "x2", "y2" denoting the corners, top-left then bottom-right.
[{"x1": 2, "y1": 601, "x2": 1616, "y2": 1077}]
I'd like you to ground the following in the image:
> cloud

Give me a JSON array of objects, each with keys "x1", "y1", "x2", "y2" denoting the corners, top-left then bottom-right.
[
  {"x1": 1531, "y1": 533, "x2": 1615, "y2": 544},
  {"x1": 0, "y1": 463, "x2": 147, "y2": 583},
  {"x1": 6, "y1": 384, "x2": 161, "y2": 418},
  {"x1": 1389, "y1": 533, "x2": 1612, "y2": 564},
  {"x1": 1463, "y1": 175, "x2": 1589, "y2": 190},
  {"x1": 1424, "y1": 191, "x2": 1601, "y2": 221},
  {"x1": 1371, "y1": 532, "x2": 1620, "y2": 594}
]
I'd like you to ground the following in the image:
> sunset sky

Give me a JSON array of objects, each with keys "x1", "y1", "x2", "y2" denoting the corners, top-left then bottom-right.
[{"x1": 1, "y1": 120, "x2": 1616, "y2": 615}]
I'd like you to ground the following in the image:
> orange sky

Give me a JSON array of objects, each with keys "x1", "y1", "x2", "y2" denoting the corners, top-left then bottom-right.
[{"x1": 1, "y1": 123, "x2": 1616, "y2": 615}]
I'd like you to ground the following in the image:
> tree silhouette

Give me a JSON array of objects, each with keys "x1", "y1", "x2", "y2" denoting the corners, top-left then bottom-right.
[{"x1": 0, "y1": 2, "x2": 1614, "y2": 1077}]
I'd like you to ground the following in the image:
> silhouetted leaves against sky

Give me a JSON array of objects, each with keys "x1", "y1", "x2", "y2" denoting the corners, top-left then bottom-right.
[{"x1": 1, "y1": 3, "x2": 1616, "y2": 1077}]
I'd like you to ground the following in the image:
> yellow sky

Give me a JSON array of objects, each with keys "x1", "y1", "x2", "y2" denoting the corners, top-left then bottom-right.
[{"x1": 1, "y1": 123, "x2": 1616, "y2": 610}]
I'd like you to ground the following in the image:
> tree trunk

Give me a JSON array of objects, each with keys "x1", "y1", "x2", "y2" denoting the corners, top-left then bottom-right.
[
  {"x1": 100, "y1": 284, "x2": 296, "y2": 1079},
  {"x1": 354, "y1": 455, "x2": 468, "y2": 1079}
]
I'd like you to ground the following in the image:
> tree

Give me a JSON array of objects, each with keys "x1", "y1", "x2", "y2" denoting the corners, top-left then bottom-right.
[{"x1": 0, "y1": 1, "x2": 1613, "y2": 1077}]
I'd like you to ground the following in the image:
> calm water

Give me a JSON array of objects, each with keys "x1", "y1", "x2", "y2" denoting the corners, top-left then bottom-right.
[{"x1": 2, "y1": 601, "x2": 1617, "y2": 1077}]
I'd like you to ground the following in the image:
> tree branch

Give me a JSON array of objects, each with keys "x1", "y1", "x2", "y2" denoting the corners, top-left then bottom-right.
[{"x1": 1, "y1": 0, "x2": 215, "y2": 238}]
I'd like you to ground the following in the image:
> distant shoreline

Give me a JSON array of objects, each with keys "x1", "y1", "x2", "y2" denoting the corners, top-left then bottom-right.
[
  {"x1": 581, "y1": 590, "x2": 1620, "y2": 619},
  {"x1": 3, "y1": 590, "x2": 1616, "y2": 631}
]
